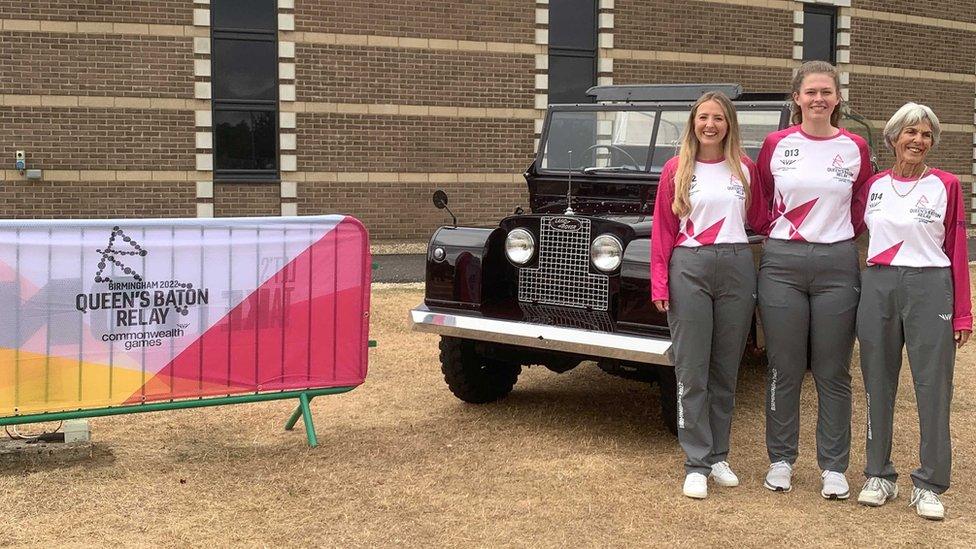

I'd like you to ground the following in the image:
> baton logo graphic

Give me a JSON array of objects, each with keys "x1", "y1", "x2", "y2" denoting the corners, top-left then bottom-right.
[{"x1": 95, "y1": 226, "x2": 147, "y2": 283}]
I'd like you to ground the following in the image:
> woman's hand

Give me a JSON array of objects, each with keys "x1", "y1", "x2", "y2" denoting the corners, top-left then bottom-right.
[
  {"x1": 955, "y1": 330, "x2": 971, "y2": 349},
  {"x1": 653, "y1": 300, "x2": 669, "y2": 313}
]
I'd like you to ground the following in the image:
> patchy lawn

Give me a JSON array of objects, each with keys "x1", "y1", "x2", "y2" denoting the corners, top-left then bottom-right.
[{"x1": 2, "y1": 278, "x2": 976, "y2": 547}]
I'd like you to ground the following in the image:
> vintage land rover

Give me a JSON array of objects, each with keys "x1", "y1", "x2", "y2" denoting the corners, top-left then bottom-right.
[{"x1": 409, "y1": 84, "x2": 858, "y2": 433}]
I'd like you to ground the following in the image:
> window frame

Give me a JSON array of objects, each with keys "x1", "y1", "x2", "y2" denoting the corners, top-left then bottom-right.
[
  {"x1": 210, "y1": 1, "x2": 280, "y2": 182},
  {"x1": 802, "y1": 4, "x2": 837, "y2": 63}
]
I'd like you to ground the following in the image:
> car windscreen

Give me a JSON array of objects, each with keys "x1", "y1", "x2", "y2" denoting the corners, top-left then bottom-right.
[
  {"x1": 540, "y1": 110, "x2": 657, "y2": 173},
  {"x1": 650, "y1": 109, "x2": 783, "y2": 170},
  {"x1": 540, "y1": 107, "x2": 783, "y2": 174}
]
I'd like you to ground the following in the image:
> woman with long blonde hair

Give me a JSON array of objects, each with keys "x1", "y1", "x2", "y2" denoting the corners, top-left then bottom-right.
[{"x1": 651, "y1": 91, "x2": 767, "y2": 499}]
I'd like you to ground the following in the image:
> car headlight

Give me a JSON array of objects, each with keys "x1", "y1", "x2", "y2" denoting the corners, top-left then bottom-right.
[
  {"x1": 591, "y1": 234, "x2": 623, "y2": 272},
  {"x1": 505, "y1": 228, "x2": 535, "y2": 265}
]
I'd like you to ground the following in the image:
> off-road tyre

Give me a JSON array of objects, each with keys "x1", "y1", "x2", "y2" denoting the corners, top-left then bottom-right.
[
  {"x1": 655, "y1": 365, "x2": 678, "y2": 436},
  {"x1": 741, "y1": 343, "x2": 769, "y2": 369},
  {"x1": 439, "y1": 336, "x2": 522, "y2": 404}
]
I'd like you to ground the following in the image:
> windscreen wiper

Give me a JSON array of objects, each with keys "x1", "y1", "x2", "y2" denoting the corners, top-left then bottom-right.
[{"x1": 581, "y1": 166, "x2": 643, "y2": 173}]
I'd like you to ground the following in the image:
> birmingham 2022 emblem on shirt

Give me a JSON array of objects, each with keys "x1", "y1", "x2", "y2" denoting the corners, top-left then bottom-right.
[
  {"x1": 909, "y1": 195, "x2": 940, "y2": 224},
  {"x1": 826, "y1": 154, "x2": 854, "y2": 183},
  {"x1": 727, "y1": 176, "x2": 746, "y2": 200}
]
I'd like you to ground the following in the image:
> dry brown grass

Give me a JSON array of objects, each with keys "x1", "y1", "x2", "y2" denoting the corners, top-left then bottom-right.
[{"x1": 3, "y1": 278, "x2": 976, "y2": 548}]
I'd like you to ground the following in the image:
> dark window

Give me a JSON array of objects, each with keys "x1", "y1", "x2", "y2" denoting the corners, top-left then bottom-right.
[
  {"x1": 548, "y1": 0, "x2": 597, "y2": 104},
  {"x1": 211, "y1": 0, "x2": 278, "y2": 180},
  {"x1": 549, "y1": 56, "x2": 597, "y2": 105},
  {"x1": 212, "y1": 38, "x2": 278, "y2": 101},
  {"x1": 212, "y1": 0, "x2": 276, "y2": 31},
  {"x1": 214, "y1": 110, "x2": 277, "y2": 170},
  {"x1": 803, "y1": 4, "x2": 837, "y2": 63},
  {"x1": 549, "y1": 1, "x2": 596, "y2": 50}
]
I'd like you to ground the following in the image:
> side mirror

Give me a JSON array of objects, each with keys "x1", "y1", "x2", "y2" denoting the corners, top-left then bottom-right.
[
  {"x1": 431, "y1": 190, "x2": 456, "y2": 227},
  {"x1": 432, "y1": 190, "x2": 449, "y2": 209}
]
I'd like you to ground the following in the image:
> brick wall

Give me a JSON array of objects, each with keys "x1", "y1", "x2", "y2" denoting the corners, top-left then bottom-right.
[
  {"x1": 294, "y1": 0, "x2": 535, "y2": 43},
  {"x1": 0, "y1": 108, "x2": 194, "y2": 170},
  {"x1": 296, "y1": 115, "x2": 534, "y2": 172},
  {"x1": 854, "y1": 1, "x2": 976, "y2": 23},
  {"x1": 296, "y1": 45, "x2": 535, "y2": 109},
  {"x1": 298, "y1": 179, "x2": 528, "y2": 239},
  {"x1": 214, "y1": 183, "x2": 281, "y2": 217},
  {"x1": 0, "y1": 32, "x2": 193, "y2": 97},
  {"x1": 850, "y1": 19, "x2": 975, "y2": 74},
  {"x1": 0, "y1": 0, "x2": 196, "y2": 222},
  {"x1": 847, "y1": 12, "x2": 975, "y2": 214},
  {"x1": 287, "y1": 0, "x2": 538, "y2": 235},
  {"x1": 0, "y1": 1, "x2": 192, "y2": 25},
  {"x1": 614, "y1": 0, "x2": 793, "y2": 58},
  {"x1": 847, "y1": 75, "x2": 972, "y2": 126},
  {"x1": 614, "y1": 60, "x2": 793, "y2": 94},
  {"x1": 0, "y1": 180, "x2": 195, "y2": 218},
  {"x1": 1, "y1": 1, "x2": 974, "y2": 236}
]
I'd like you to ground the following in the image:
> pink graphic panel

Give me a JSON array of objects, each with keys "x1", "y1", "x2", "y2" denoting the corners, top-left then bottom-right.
[{"x1": 128, "y1": 217, "x2": 371, "y2": 403}]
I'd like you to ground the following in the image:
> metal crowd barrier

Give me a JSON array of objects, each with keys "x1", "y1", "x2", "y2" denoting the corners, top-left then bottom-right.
[{"x1": 0, "y1": 215, "x2": 371, "y2": 447}]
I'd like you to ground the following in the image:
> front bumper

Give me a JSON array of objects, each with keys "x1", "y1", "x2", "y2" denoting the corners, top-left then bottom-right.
[{"x1": 410, "y1": 304, "x2": 672, "y2": 365}]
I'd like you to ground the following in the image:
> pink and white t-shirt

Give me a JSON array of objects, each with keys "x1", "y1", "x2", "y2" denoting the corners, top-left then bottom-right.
[
  {"x1": 854, "y1": 168, "x2": 972, "y2": 331},
  {"x1": 757, "y1": 126, "x2": 872, "y2": 243},
  {"x1": 651, "y1": 155, "x2": 765, "y2": 301}
]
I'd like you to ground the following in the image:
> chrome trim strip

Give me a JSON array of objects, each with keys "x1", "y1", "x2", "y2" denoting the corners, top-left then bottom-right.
[{"x1": 409, "y1": 304, "x2": 672, "y2": 365}]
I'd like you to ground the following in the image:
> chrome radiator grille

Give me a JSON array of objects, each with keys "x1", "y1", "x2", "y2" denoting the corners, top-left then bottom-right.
[{"x1": 517, "y1": 216, "x2": 609, "y2": 311}]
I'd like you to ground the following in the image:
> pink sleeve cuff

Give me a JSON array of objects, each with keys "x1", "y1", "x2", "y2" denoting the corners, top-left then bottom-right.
[{"x1": 954, "y1": 315, "x2": 973, "y2": 333}]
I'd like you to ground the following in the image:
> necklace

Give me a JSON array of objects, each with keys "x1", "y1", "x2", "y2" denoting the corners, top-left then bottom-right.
[{"x1": 890, "y1": 165, "x2": 928, "y2": 198}]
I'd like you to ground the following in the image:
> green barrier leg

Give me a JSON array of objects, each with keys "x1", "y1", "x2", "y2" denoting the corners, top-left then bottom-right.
[
  {"x1": 299, "y1": 392, "x2": 318, "y2": 448},
  {"x1": 284, "y1": 402, "x2": 304, "y2": 431}
]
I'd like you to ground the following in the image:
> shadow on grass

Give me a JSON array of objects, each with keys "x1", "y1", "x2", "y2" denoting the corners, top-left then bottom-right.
[
  {"x1": 120, "y1": 361, "x2": 772, "y2": 469},
  {"x1": 439, "y1": 360, "x2": 770, "y2": 448},
  {"x1": 0, "y1": 442, "x2": 116, "y2": 477}
]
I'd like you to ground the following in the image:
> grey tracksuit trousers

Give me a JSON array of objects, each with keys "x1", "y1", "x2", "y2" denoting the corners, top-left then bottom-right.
[
  {"x1": 667, "y1": 244, "x2": 756, "y2": 475},
  {"x1": 857, "y1": 265, "x2": 955, "y2": 494},
  {"x1": 758, "y1": 239, "x2": 860, "y2": 472}
]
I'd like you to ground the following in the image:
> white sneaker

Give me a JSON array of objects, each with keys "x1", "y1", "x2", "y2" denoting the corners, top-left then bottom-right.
[
  {"x1": 764, "y1": 460, "x2": 793, "y2": 492},
  {"x1": 821, "y1": 470, "x2": 850, "y2": 500},
  {"x1": 683, "y1": 472, "x2": 708, "y2": 499},
  {"x1": 710, "y1": 461, "x2": 740, "y2": 487},
  {"x1": 909, "y1": 488, "x2": 945, "y2": 521},
  {"x1": 857, "y1": 477, "x2": 898, "y2": 507}
]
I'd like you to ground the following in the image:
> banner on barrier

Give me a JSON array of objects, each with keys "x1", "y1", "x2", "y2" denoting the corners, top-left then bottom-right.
[{"x1": 0, "y1": 215, "x2": 371, "y2": 417}]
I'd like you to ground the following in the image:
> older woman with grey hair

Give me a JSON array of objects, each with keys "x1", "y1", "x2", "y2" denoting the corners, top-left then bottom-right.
[{"x1": 852, "y1": 102, "x2": 971, "y2": 520}]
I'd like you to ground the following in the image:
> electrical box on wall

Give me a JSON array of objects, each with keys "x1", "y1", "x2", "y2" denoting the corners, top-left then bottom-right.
[{"x1": 15, "y1": 150, "x2": 26, "y2": 171}]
